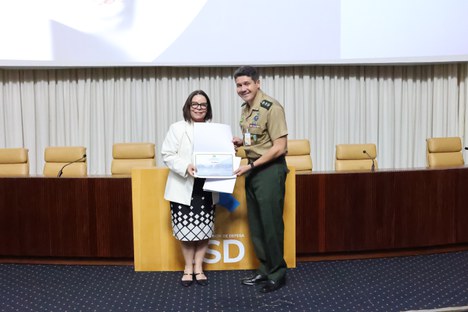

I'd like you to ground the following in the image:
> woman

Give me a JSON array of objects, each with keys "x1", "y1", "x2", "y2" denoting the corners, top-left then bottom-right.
[{"x1": 161, "y1": 90, "x2": 215, "y2": 287}]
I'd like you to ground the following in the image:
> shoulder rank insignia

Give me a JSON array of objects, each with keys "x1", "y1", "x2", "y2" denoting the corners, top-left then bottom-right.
[{"x1": 260, "y1": 100, "x2": 273, "y2": 110}]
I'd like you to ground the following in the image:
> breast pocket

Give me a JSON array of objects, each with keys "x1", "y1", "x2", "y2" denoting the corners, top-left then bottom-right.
[{"x1": 248, "y1": 127, "x2": 264, "y2": 144}]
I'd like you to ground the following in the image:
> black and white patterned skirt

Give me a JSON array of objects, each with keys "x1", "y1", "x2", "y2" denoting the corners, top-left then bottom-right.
[{"x1": 170, "y1": 178, "x2": 215, "y2": 241}]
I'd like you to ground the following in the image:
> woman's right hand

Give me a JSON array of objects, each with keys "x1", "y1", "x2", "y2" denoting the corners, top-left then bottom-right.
[
  {"x1": 232, "y1": 136, "x2": 243, "y2": 148},
  {"x1": 187, "y1": 164, "x2": 197, "y2": 177}
]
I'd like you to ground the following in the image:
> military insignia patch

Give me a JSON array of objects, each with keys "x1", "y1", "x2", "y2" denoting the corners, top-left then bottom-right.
[{"x1": 260, "y1": 100, "x2": 273, "y2": 110}]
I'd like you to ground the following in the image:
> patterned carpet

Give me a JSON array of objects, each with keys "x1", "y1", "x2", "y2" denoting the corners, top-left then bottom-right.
[{"x1": 1, "y1": 251, "x2": 468, "y2": 311}]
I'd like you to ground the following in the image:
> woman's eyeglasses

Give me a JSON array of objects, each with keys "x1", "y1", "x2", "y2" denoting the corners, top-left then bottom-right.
[{"x1": 191, "y1": 102, "x2": 208, "y2": 109}]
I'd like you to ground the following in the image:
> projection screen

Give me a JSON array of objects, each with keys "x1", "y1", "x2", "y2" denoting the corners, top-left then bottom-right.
[{"x1": 1, "y1": 0, "x2": 467, "y2": 67}]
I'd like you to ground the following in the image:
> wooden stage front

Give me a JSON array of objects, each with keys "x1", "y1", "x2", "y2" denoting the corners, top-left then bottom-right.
[{"x1": 2, "y1": 166, "x2": 468, "y2": 263}]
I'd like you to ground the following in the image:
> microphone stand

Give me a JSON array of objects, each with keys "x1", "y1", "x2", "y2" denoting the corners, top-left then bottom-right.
[
  {"x1": 57, "y1": 154, "x2": 86, "y2": 177},
  {"x1": 362, "y1": 150, "x2": 375, "y2": 172}
]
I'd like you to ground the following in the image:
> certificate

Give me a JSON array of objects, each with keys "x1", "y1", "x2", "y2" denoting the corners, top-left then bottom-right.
[
  {"x1": 194, "y1": 123, "x2": 235, "y2": 153},
  {"x1": 194, "y1": 152, "x2": 235, "y2": 178}
]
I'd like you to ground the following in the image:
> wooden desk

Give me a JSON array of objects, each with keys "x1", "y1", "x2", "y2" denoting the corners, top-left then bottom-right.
[
  {"x1": 1, "y1": 167, "x2": 468, "y2": 261},
  {"x1": 296, "y1": 167, "x2": 468, "y2": 255},
  {"x1": 0, "y1": 177, "x2": 133, "y2": 258}
]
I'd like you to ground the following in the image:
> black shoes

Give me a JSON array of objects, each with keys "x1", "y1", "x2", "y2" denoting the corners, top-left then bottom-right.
[
  {"x1": 242, "y1": 274, "x2": 286, "y2": 292},
  {"x1": 194, "y1": 272, "x2": 208, "y2": 286},
  {"x1": 180, "y1": 273, "x2": 193, "y2": 287},
  {"x1": 260, "y1": 278, "x2": 286, "y2": 293},
  {"x1": 181, "y1": 272, "x2": 209, "y2": 287},
  {"x1": 241, "y1": 274, "x2": 268, "y2": 286}
]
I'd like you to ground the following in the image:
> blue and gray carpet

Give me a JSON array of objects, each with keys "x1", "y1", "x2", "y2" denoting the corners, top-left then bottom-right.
[{"x1": 1, "y1": 251, "x2": 468, "y2": 311}]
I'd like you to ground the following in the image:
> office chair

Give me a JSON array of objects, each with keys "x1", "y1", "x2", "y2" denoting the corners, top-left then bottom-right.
[
  {"x1": 286, "y1": 139, "x2": 313, "y2": 174},
  {"x1": 0, "y1": 148, "x2": 29, "y2": 176},
  {"x1": 111, "y1": 143, "x2": 156, "y2": 176},
  {"x1": 236, "y1": 139, "x2": 313, "y2": 174},
  {"x1": 335, "y1": 143, "x2": 377, "y2": 172},
  {"x1": 426, "y1": 137, "x2": 464, "y2": 168},
  {"x1": 43, "y1": 146, "x2": 87, "y2": 177}
]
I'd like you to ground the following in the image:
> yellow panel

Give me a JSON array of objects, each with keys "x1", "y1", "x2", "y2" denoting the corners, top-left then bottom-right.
[
  {"x1": 132, "y1": 167, "x2": 296, "y2": 271},
  {"x1": 131, "y1": 167, "x2": 182, "y2": 271},
  {"x1": 284, "y1": 167, "x2": 296, "y2": 268}
]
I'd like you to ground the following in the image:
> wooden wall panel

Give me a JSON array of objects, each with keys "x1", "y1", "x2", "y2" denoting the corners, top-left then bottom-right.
[
  {"x1": 295, "y1": 167, "x2": 468, "y2": 255},
  {"x1": 0, "y1": 177, "x2": 132, "y2": 258},
  {"x1": 455, "y1": 169, "x2": 468, "y2": 242},
  {"x1": 295, "y1": 174, "x2": 320, "y2": 254}
]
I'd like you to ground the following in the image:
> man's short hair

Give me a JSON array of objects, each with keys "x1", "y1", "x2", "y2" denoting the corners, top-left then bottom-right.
[{"x1": 233, "y1": 66, "x2": 259, "y2": 81}]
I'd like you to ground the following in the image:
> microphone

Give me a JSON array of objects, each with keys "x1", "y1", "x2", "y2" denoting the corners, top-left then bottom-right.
[
  {"x1": 362, "y1": 150, "x2": 375, "y2": 172},
  {"x1": 57, "y1": 154, "x2": 86, "y2": 177}
]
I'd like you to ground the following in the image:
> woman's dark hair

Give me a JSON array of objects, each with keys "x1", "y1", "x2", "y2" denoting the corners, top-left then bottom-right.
[
  {"x1": 182, "y1": 90, "x2": 213, "y2": 123},
  {"x1": 233, "y1": 66, "x2": 259, "y2": 81}
]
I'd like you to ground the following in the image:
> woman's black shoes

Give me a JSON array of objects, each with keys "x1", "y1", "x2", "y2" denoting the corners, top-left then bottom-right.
[
  {"x1": 181, "y1": 272, "x2": 208, "y2": 287},
  {"x1": 181, "y1": 273, "x2": 193, "y2": 287},
  {"x1": 194, "y1": 272, "x2": 208, "y2": 286}
]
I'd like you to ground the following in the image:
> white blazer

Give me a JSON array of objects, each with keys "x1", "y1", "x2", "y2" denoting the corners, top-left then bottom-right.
[
  {"x1": 162, "y1": 120, "x2": 218, "y2": 206},
  {"x1": 161, "y1": 120, "x2": 195, "y2": 206}
]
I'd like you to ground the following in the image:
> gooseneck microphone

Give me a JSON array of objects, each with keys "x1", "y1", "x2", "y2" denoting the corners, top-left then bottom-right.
[
  {"x1": 362, "y1": 150, "x2": 375, "y2": 172},
  {"x1": 57, "y1": 154, "x2": 86, "y2": 177}
]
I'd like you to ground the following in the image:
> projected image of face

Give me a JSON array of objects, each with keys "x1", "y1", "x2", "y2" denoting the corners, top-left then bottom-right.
[
  {"x1": 45, "y1": 0, "x2": 208, "y2": 63},
  {"x1": 49, "y1": 0, "x2": 133, "y2": 34}
]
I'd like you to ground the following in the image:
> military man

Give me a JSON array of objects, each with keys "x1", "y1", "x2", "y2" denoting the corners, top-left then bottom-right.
[{"x1": 233, "y1": 66, "x2": 288, "y2": 293}]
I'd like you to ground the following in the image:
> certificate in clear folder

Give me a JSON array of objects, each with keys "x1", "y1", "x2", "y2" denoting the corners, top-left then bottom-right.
[{"x1": 194, "y1": 152, "x2": 235, "y2": 178}]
